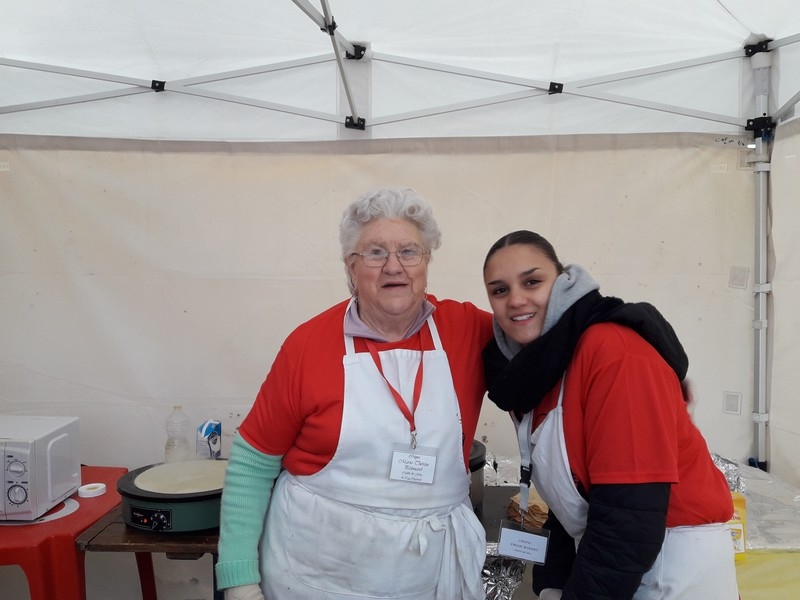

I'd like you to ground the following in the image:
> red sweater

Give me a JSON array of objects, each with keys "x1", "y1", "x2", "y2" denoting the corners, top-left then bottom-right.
[
  {"x1": 530, "y1": 323, "x2": 733, "y2": 527},
  {"x1": 239, "y1": 296, "x2": 493, "y2": 474}
]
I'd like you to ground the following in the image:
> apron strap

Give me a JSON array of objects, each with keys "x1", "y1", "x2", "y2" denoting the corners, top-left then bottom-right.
[
  {"x1": 516, "y1": 412, "x2": 533, "y2": 518},
  {"x1": 426, "y1": 313, "x2": 443, "y2": 350},
  {"x1": 515, "y1": 373, "x2": 567, "y2": 518},
  {"x1": 344, "y1": 297, "x2": 357, "y2": 355}
]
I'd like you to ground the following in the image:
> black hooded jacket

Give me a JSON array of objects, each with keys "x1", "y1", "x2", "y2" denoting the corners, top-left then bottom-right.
[{"x1": 483, "y1": 291, "x2": 687, "y2": 598}]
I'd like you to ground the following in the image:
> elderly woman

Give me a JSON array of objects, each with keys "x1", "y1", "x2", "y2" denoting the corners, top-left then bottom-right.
[{"x1": 216, "y1": 188, "x2": 493, "y2": 600}]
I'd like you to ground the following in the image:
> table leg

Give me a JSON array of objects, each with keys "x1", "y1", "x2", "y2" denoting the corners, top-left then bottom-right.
[
  {"x1": 20, "y1": 544, "x2": 86, "y2": 600},
  {"x1": 135, "y1": 552, "x2": 158, "y2": 600},
  {"x1": 21, "y1": 559, "x2": 57, "y2": 600}
]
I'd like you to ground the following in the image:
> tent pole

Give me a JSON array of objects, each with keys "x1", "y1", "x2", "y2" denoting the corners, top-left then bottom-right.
[
  {"x1": 748, "y1": 46, "x2": 774, "y2": 472},
  {"x1": 320, "y1": 0, "x2": 363, "y2": 129},
  {"x1": 752, "y1": 136, "x2": 769, "y2": 472}
]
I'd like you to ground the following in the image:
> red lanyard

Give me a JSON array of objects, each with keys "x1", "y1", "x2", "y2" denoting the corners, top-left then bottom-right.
[{"x1": 365, "y1": 338, "x2": 424, "y2": 449}]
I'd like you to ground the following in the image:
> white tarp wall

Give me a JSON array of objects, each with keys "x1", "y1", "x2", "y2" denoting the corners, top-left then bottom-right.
[{"x1": 0, "y1": 131, "x2": 764, "y2": 464}]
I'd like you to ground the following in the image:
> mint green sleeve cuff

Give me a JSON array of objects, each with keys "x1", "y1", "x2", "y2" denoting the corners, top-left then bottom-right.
[{"x1": 214, "y1": 433, "x2": 283, "y2": 590}]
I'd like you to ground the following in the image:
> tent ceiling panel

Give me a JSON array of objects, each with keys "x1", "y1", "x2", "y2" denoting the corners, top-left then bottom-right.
[
  {"x1": 196, "y1": 63, "x2": 341, "y2": 114},
  {"x1": 595, "y1": 62, "x2": 744, "y2": 116},
  {"x1": 0, "y1": 93, "x2": 343, "y2": 142},
  {"x1": 0, "y1": 0, "x2": 798, "y2": 141},
  {"x1": 370, "y1": 96, "x2": 743, "y2": 140},
  {"x1": 775, "y1": 45, "x2": 800, "y2": 121},
  {"x1": 2, "y1": 2, "x2": 319, "y2": 77},
  {"x1": 0, "y1": 65, "x2": 132, "y2": 106}
]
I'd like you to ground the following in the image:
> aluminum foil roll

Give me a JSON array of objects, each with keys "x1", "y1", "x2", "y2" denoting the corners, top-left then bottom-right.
[
  {"x1": 483, "y1": 543, "x2": 526, "y2": 600},
  {"x1": 712, "y1": 452, "x2": 746, "y2": 494}
]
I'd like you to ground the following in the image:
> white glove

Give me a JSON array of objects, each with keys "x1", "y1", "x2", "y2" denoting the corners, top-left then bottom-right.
[
  {"x1": 538, "y1": 589, "x2": 563, "y2": 600},
  {"x1": 224, "y1": 584, "x2": 265, "y2": 600}
]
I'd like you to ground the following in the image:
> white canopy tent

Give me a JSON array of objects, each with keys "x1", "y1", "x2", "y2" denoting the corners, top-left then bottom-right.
[
  {"x1": 3, "y1": 2, "x2": 800, "y2": 596},
  {"x1": 1, "y1": 1, "x2": 799, "y2": 140}
]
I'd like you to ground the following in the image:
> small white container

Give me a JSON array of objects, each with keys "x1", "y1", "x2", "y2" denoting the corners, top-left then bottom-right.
[{"x1": 196, "y1": 419, "x2": 222, "y2": 459}]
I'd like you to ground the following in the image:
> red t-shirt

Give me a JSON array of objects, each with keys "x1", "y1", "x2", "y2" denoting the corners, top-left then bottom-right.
[
  {"x1": 239, "y1": 296, "x2": 493, "y2": 474},
  {"x1": 531, "y1": 323, "x2": 733, "y2": 527}
]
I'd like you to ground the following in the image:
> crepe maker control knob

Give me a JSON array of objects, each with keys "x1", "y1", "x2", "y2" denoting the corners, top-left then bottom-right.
[{"x1": 150, "y1": 511, "x2": 170, "y2": 531}]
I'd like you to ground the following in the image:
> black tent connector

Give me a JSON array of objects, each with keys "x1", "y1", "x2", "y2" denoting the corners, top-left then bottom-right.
[
  {"x1": 321, "y1": 19, "x2": 337, "y2": 36},
  {"x1": 744, "y1": 40, "x2": 772, "y2": 57},
  {"x1": 549, "y1": 82, "x2": 564, "y2": 94},
  {"x1": 746, "y1": 116, "x2": 776, "y2": 142},
  {"x1": 347, "y1": 45, "x2": 367, "y2": 60},
  {"x1": 345, "y1": 116, "x2": 366, "y2": 130},
  {"x1": 151, "y1": 80, "x2": 166, "y2": 92}
]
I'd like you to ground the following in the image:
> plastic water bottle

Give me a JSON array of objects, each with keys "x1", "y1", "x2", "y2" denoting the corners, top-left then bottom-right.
[{"x1": 164, "y1": 405, "x2": 191, "y2": 463}]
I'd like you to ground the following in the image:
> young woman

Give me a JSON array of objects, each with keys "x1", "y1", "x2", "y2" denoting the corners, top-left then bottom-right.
[{"x1": 482, "y1": 230, "x2": 739, "y2": 600}]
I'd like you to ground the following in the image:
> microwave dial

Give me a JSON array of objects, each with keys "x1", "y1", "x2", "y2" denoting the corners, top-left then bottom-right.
[
  {"x1": 7, "y1": 484, "x2": 28, "y2": 505},
  {"x1": 7, "y1": 459, "x2": 26, "y2": 476}
]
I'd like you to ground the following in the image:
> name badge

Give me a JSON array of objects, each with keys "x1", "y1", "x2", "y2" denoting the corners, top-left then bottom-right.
[
  {"x1": 389, "y1": 445, "x2": 437, "y2": 484},
  {"x1": 498, "y1": 519, "x2": 550, "y2": 564}
]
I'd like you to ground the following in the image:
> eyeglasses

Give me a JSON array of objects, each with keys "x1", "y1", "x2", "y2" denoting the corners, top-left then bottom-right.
[{"x1": 350, "y1": 245, "x2": 429, "y2": 268}]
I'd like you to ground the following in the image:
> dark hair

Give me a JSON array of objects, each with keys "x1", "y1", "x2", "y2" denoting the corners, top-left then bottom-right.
[{"x1": 483, "y1": 230, "x2": 565, "y2": 273}]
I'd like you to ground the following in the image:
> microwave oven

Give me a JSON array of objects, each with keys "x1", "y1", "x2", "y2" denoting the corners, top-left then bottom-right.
[{"x1": 1, "y1": 415, "x2": 81, "y2": 521}]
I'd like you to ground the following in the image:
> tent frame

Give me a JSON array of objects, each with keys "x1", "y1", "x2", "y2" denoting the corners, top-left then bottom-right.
[
  {"x1": 0, "y1": 45, "x2": 761, "y2": 130},
  {"x1": 6, "y1": 13, "x2": 800, "y2": 132}
]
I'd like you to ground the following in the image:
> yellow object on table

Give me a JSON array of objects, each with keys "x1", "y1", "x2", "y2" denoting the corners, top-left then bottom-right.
[
  {"x1": 728, "y1": 491, "x2": 747, "y2": 560},
  {"x1": 735, "y1": 550, "x2": 800, "y2": 599}
]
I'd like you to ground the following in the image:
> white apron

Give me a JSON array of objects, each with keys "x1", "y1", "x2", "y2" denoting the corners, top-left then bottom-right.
[
  {"x1": 260, "y1": 303, "x2": 486, "y2": 599},
  {"x1": 517, "y1": 376, "x2": 739, "y2": 599}
]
